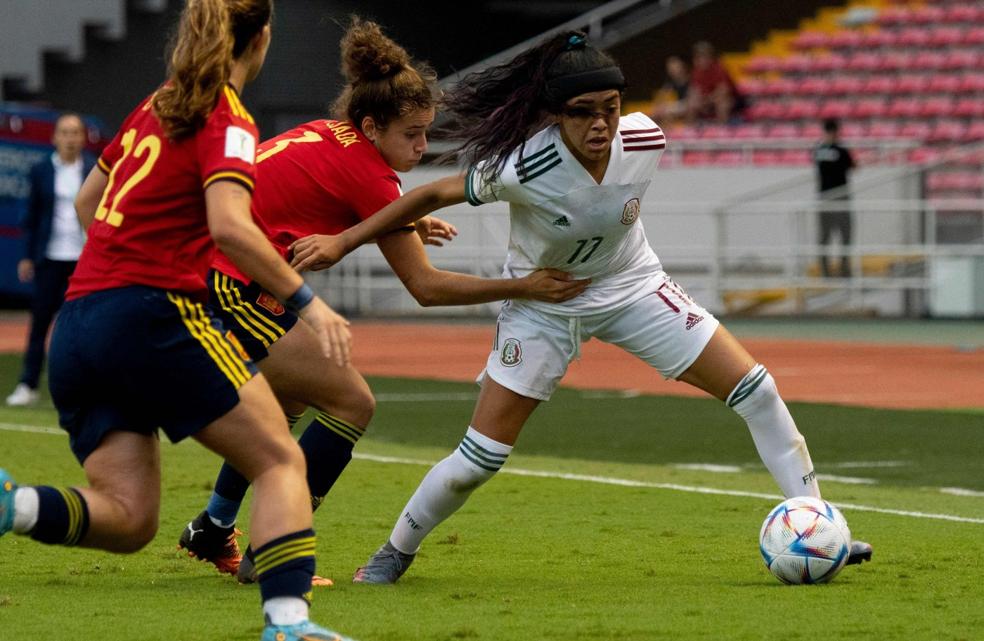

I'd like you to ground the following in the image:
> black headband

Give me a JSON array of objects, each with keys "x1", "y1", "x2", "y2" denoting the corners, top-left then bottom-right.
[{"x1": 545, "y1": 67, "x2": 626, "y2": 105}]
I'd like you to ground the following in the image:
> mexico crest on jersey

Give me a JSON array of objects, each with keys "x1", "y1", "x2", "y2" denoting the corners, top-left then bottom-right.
[
  {"x1": 500, "y1": 338, "x2": 523, "y2": 367},
  {"x1": 621, "y1": 198, "x2": 641, "y2": 225}
]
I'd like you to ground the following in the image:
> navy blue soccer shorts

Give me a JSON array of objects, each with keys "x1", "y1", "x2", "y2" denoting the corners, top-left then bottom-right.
[
  {"x1": 207, "y1": 269, "x2": 298, "y2": 362},
  {"x1": 48, "y1": 285, "x2": 258, "y2": 464}
]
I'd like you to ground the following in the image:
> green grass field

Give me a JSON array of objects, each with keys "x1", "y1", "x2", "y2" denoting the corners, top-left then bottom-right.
[{"x1": 0, "y1": 354, "x2": 982, "y2": 640}]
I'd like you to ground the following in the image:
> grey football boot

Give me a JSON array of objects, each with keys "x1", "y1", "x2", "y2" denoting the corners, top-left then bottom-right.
[{"x1": 352, "y1": 541, "x2": 416, "y2": 584}]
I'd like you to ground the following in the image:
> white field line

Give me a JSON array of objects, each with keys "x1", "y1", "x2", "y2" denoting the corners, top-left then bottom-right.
[
  {"x1": 941, "y1": 487, "x2": 984, "y2": 498},
  {"x1": 2, "y1": 422, "x2": 981, "y2": 524},
  {"x1": 354, "y1": 453, "x2": 984, "y2": 525},
  {"x1": 374, "y1": 390, "x2": 641, "y2": 402}
]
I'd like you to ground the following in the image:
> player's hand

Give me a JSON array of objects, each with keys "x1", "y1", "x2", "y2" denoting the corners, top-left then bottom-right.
[
  {"x1": 415, "y1": 216, "x2": 458, "y2": 247},
  {"x1": 290, "y1": 234, "x2": 346, "y2": 272},
  {"x1": 17, "y1": 259, "x2": 34, "y2": 283},
  {"x1": 297, "y1": 296, "x2": 352, "y2": 367},
  {"x1": 521, "y1": 269, "x2": 591, "y2": 303}
]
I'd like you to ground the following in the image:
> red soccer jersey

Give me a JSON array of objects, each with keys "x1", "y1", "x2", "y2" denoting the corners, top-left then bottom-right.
[
  {"x1": 67, "y1": 85, "x2": 258, "y2": 300},
  {"x1": 211, "y1": 119, "x2": 402, "y2": 282}
]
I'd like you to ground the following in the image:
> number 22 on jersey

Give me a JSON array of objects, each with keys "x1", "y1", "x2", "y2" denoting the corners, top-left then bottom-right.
[{"x1": 95, "y1": 128, "x2": 162, "y2": 227}]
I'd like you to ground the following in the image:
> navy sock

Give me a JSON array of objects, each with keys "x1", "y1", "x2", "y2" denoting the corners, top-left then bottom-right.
[
  {"x1": 254, "y1": 528, "x2": 316, "y2": 603},
  {"x1": 298, "y1": 412, "x2": 365, "y2": 509},
  {"x1": 207, "y1": 412, "x2": 305, "y2": 526},
  {"x1": 30, "y1": 486, "x2": 89, "y2": 546}
]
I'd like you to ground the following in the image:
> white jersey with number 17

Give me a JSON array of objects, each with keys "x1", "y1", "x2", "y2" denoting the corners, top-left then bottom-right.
[{"x1": 465, "y1": 112, "x2": 667, "y2": 315}]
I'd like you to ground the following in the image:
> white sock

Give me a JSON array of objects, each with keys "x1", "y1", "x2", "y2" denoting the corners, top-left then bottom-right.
[
  {"x1": 263, "y1": 596, "x2": 308, "y2": 626},
  {"x1": 728, "y1": 365, "x2": 821, "y2": 499},
  {"x1": 13, "y1": 487, "x2": 39, "y2": 534},
  {"x1": 390, "y1": 427, "x2": 512, "y2": 554}
]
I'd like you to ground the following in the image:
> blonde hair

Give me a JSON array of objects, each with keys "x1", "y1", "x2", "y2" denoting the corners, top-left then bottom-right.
[
  {"x1": 153, "y1": 0, "x2": 272, "y2": 140},
  {"x1": 331, "y1": 17, "x2": 438, "y2": 131}
]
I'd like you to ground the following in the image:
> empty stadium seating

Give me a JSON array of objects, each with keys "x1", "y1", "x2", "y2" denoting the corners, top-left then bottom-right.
[{"x1": 665, "y1": 0, "x2": 984, "y2": 200}]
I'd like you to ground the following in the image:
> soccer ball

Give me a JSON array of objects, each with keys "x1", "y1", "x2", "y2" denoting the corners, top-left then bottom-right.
[{"x1": 759, "y1": 496, "x2": 851, "y2": 584}]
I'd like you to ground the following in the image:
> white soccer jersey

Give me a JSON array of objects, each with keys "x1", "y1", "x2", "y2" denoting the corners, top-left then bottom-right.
[{"x1": 465, "y1": 112, "x2": 666, "y2": 314}]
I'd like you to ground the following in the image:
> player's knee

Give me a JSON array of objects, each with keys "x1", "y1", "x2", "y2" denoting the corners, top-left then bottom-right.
[
  {"x1": 445, "y1": 449, "x2": 501, "y2": 493},
  {"x1": 116, "y1": 507, "x2": 159, "y2": 552},
  {"x1": 727, "y1": 364, "x2": 780, "y2": 413}
]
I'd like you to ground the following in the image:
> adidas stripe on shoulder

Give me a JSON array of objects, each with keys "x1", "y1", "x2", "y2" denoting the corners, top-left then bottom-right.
[
  {"x1": 620, "y1": 113, "x2": 665, "y2": 152},
  {"x1": 515, "y1": 143, "x2": 562, "y2": 185}
]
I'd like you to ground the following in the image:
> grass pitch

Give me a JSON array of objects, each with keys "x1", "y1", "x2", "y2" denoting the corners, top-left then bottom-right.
[{"x1": 0, "y1": 356, "x2": 982, "y2": 640}]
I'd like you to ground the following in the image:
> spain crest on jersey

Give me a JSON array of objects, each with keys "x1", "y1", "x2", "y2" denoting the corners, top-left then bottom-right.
[
  {"x1": 621, "y1": 198, "x2": 641, "y2": 225},
  {"x1": 500, "y1": 338, "x2": 523, "y2": 367},
  {"x1": 256, "y1": 291, "x2": 285, "y2": 315}
]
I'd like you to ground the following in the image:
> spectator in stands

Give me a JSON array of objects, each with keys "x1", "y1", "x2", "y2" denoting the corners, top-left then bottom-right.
[
  {"x1": 814, "y1": 118, "x2": 856, "y2": 278},
  {"x1": 687, "y1": 41, "x2": 741, "y2": 123},
  {"x1": 6, "y1": 113, "x2": 93, "y2": 407},
  {"x1": 651, "y1": 55, "x2": 690, "y2": 124}
]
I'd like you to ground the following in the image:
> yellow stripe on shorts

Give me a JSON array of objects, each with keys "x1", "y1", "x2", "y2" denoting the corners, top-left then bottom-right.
[
  {"x1": 213, "y1": 272, "x2": 274, "y2": 346},
  {"x1": 222, "y1": 273, "x2": 286, "y2": 341},
  {"x1": 167, "y1": 293, "x2": 249, "y2": 387}
]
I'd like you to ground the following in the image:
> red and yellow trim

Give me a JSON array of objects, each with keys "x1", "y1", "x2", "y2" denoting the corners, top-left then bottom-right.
[{"x1": 203, "y1": 170, "x2": 255, "y2": 192}]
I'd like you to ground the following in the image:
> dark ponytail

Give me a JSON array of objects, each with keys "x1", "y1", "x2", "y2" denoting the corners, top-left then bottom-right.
[{"x1": 441, "y1": 31, "x2": 623, "y2": 179}]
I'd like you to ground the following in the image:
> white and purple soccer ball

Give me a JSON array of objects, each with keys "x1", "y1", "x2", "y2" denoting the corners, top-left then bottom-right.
[{"x1": 759, "y1": 496, "x2": 852, "y2": 585}]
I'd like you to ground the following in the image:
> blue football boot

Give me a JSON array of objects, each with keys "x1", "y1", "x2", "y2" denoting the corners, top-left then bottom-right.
[
  {"x1": 0, "y1": 468, "x2": 17, "y2": 536},
  {"x1": 260, "y1": 619, "x2": 356, "y2": 641}
]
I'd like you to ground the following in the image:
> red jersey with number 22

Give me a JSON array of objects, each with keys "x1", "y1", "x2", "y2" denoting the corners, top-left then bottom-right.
[
  {"x1": 67, "y1": 85, "x2": 258, "y2": 300},
  {"x1": 211, "y1": 119, "x2": 402, "y2": 283}
]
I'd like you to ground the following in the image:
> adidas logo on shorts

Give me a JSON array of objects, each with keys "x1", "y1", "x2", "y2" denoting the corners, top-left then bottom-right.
[
  {"x1": 552, "y1": 215, "x2": 571, "y2": 227},
  {"x1": 685, "y1": 312, "x2": 704, "y2": 330}
]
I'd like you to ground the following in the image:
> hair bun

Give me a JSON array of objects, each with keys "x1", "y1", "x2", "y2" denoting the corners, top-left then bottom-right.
[{"x1": 340, "y1": 17, "x2": 410, "y2": 83}]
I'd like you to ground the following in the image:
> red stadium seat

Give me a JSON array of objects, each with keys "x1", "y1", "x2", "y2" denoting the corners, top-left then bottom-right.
[
  {"x1": 698, "y1": 123, "x2": 732, "y2": 140},
  {"x1": 963, "y1": 26, "x2": 984, "y2": 46},
  {"x1": 839, "y1": 121, "x2": 867, "y2": 139},
  {"x1": 712, "y1": 150, "x2": 746, "y2": 166},
  {"x1": 926, "y1": 74, "x2": 961, "y2": 94},
  {"x1": 745, "y1": 56, "x2": 782, "y2": 74},
  {"x1": 876, "y1": 7, "x2": 909, "y2": 26},
  {"x1": 895, "y1": 74, "x2": 929, "y2": 94},
  {"x1": 908, "y1": 147, "x2": 943, "y2": 164},
  {"x1": 779, "y1": 149, "x2": 812, "y2": 165},
  {"x1": 752, "y1": 149, "x2": 783, "y2": 165},
  {"x1": 911, "y1": 51, "x2": 947, "y2": 70},
  {"x1": 818, "y1": 99, "x2": 853, "y2": 119},
  {"x1": 868, "y1": 120, "x2": 901, "y2": 138},
  {"x1": 792, "y1": 31, "x2": 830, "y2": 49},
  {"x1": 879, "y1": 51, "x2": 912, "y2": 71},
  {"x1": 928, "y1": 26, "x2": 964, "y2": 47},
  {"x1": 899, "y1": 121, "x2": 931, "y2": 139},
  {"x1": 761, "y1": 77, "x2": 797, "y2": 96},
  {"x1": 944, "y1": 4, "x2": 981, "y2": 24},
  {"x1": 668, "y1": 125, "x2": 701, "y2": 140},
  {"x1": 800, "y1": 122, "x2": 823, "y2": 139},
  {"x1": 812, "y1": 53, "x2": 848, "y2": 73},
  {"x1": 910, "y1": 5, "x2": 945, "y2": 24},
  {"x1": 766, "y1": 123, "x2": 802, "y2": 139},
  {"x1": 859, "y1": 30, "x2": 896, "y2": 48},
  {"x1": 953, "y1": 97, "x2": 984, "y2": 119},
  {"x1": 860, "y1": 75, "x2": 896, "y2": 95},
  {"x1": 795, "y1": 76, "x2": 831, "y2": 96},
  {"x1": 745, "y1": 101, "x2": 785, "y2": 121},
  {"x1": 957, "y1": 72, "x2": 984, "y2": 94},
  {"x1": 784, "y1": 99, "x2": 819, "y2": 120},
  {"x1": 779, "y1": 54, "x2": 814, "y2": 74},
  {"x1": 737, "y1": 78, "x2": 766, "y2": 97},
  {"x1": 732, "y1": 123, "x2": 766, "y2": 139},
  {"x1": 846, "y1": 51, "x2": 881, "y2": 72},
  {"x1": 942, "y1": 49, "x2": 979, "y2": 71},
  {"x1": 682, "y1": 150, "x2": 714, "y2": 166},
  {"x1": 897, "y1": 27, "x2": 931, "y2": 47},
  {"x1": 918, "y1": 96, "x2": 954, "y2": 119},
  {"x1": 828, "y1": 30, "x2": 863, "y2": 49},
  {"x1": 962, "y1": 121, "x2": 984, "y2": 142},
  {"x1": 927, "y1": 120, "x2": 967, "y2": 144},
  {"x1": 829, "y1": 75, "x2": 864, "y2": 95},
  {"x1": 853, "y1": 97, "x2": 889, "y2": 119}
]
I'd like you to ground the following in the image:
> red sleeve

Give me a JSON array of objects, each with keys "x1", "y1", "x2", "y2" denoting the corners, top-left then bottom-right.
[
  {"x1": 349, "y1": 171, "x2": 403, "y2": 221},
  {"x1": 97, "y1": 124, "x2": 124, "y2": 174},
  {"x1": 197, "y1": 86, "x2": 259, "y2": 192}
]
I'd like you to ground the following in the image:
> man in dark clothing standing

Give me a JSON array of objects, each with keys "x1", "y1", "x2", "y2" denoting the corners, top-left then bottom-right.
[{"x1": 814, "y1": 118, "x2": 856, "y2": 278}]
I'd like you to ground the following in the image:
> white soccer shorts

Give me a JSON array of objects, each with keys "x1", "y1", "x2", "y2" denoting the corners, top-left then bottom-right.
[{"x1": 480, "y1": 274, "x2": 720, "y2": 400}]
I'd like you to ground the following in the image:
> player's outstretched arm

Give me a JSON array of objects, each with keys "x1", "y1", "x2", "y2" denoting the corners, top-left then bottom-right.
[
  {"x1": 377, "y1": 230, "x2": 591, "y2": 307},
  {"x1": 205, "y1": 181, "x2": 351, "y2": 366},
  {"x1": 289, "y1": 174, "x2": 467, "y2": 272}
]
